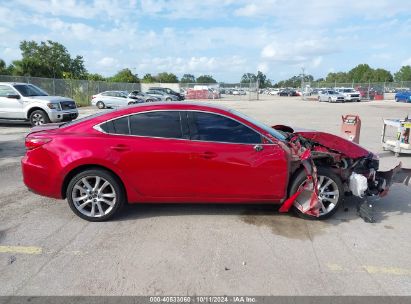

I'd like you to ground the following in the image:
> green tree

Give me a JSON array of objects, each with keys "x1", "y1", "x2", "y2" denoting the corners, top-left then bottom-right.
[
  {"x1": 141, "y1": 73, "x2": 157, "y2": 83},
  {"x1": 0, "y1": 59, "x2": 10, "y2": 75},
  {"x1": 274, "y1": 74, "x2": 314, "y2": 88},
  {"x1": 325, "y1": 72, "x2": 349, "y2": 83},
  {"x1": 180, "y1": 74, "x2": 196, "y2": 83},
  {"x1": 12, "y1": 40, "x2": 87, "y2": 78},
  {"x1": 241, "y1": 73, "x2": 257, "y2": 83},
  {"x1": 372, "y1": 68, "x2": 393, "y2": 82},
  {"x1": 348, "y1": 64, "x2": 374, "y2": 82},
  {"x1": 110, "y1": 68, "x2": 139, "y2": 83},
  {"x1": 87, "y1": 73, "x2": 106, "y2": 81},
  {"x1": 157, "y1": 72, "x2": 179, "y2": 83},
  {"x1": 394, "y1": 65, "x2": 411, "y2": 81},
  {"x1": 196, "y1": 75, "x2": 217, "y2": 83}
]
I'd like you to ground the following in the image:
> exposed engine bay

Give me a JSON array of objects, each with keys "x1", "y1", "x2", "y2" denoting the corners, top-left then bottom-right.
[{"x1": 272, "y1": 125, "x2": 405, "y2": 222}]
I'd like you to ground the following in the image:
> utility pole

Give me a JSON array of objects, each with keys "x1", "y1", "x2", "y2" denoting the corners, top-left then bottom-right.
[{"x1": 301, "y1": 67, "x2": 306, "y2": 100}]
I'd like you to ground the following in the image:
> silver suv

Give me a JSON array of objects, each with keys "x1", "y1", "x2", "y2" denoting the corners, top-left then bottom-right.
[{"x1": 0, "y1": 82, "x2": 78, "y2": 126}]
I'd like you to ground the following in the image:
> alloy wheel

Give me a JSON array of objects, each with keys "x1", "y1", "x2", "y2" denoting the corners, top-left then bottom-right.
[
  {"x1": 295, "y1": 175, "x2": 340, "y2": 216},
  {"x1": 32, "y1": 113, "x2": 45, "y2": 126},
  {"x1": 71, "y1": 176, "x2": 116, "y2": 218}
]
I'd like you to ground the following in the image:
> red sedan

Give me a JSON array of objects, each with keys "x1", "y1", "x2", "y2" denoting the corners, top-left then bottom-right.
[{"x1": 22, "y1": 102, "x2": 393, "y2": 221}]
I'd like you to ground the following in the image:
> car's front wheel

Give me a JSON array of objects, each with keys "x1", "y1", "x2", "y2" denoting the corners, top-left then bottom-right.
[
  {"x1": 288, "y1": 167, "x2": 343, "y2": 220},
  {"x1": 96, "y1": 101, "x2": 105, "y2": 109},
  {"x1": 29, "y1": 110, "x2": 50, "y2": 127},
  {"x1": 67, "y1": 169, "x2": 125, "y2": 222}
]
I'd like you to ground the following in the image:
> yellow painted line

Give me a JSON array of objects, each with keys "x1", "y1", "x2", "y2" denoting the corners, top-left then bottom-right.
[
  {"x1": 0, "y1": 245, "x2": 42, "y2": 255},
  {"x1": 363, "y1": 265, "x2": 411, "y2": 276},
  {"x1": 326, "y1": 263, "x2": 344, "y2": 272}
]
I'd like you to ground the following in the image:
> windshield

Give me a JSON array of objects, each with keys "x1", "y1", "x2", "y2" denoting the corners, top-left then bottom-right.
[
  {"x1": 343, "y1": 89, "x2": 354, "y2": 93},
  {"x1": 13, "y1": 84, "x2": 49, "y2": 97},
  {"x1": 229, "y1": 109, "x2": 287, "y2": 141}
]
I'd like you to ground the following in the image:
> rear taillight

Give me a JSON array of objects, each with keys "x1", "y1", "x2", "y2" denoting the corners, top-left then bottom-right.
[{"x1": 25, "y1": 137, "x2": 52, "y2": 150}]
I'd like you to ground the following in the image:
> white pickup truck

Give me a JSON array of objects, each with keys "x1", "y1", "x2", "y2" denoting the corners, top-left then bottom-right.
[
  {"x1": 0, "y1": 82, "x2": 78, "y2": 126},
  {"x1": 336, "y1": 88, "x2": 361, "y2": 102}
]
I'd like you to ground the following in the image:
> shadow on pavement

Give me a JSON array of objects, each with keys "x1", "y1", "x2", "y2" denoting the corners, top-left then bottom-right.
[{"x1": 114, "y1": 184, "x2": 411, "y2": 240}]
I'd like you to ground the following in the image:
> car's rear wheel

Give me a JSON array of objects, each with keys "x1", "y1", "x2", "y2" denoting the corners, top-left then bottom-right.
[
  {"x1": 289, "y1": 167, "x2": 343, "y2": 220},
  {"x1": 166, "y1": 97, "x2": 172, "y2": 101},
  {"x1": 146, "y1": 99, "x2": 153, "y2": 102},
  {"x1": 127, "y1": 101, "x2": 134, "y2": 105},
  {"x1": 67, "y1": 169, "x2": 125, "y2": 222},
  {"x1": 96, "y1": 101, "x2": 105, "y2": 109},
  {"x1": 29, "y1": 110, "x2": 50, "y2": 127},
  {"x1": 318, "y1": 96, "x2": 322, "y2": 102}
]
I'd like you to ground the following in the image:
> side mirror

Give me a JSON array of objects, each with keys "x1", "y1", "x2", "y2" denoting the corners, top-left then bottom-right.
[{"x1": 7, "y1": 94, "x2": 21, "y2": 99}]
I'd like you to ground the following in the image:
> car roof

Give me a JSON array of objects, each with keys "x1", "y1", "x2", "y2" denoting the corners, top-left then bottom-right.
[{"x1": 0, "y1": 82, "x2": 31, "y2": 86}]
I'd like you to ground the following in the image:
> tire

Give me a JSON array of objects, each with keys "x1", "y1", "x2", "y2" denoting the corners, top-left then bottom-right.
[
  {"x1": 96, "y1": 101, "x2": 105, "y2": 109},
  {"x1": 29, "y1": 110, "x2": 50, "y2": 127},
  {"x1": 166, "y1": 98, "x2": 172, "y2": 101},
  {"x1": 328, "y1": 97, "x2": 332, "y2": 103},
  {"x1": 288, "y1": 167, "x2": 343, "y2": 220},
  {"x1": 318, "y1": 96, "x2": 322, "y2": 102},
  {"x1": 66, "y1": 169, "x2": 125, "y2": 222},
  {"x1": 146, "y1": 99, "x2": 153, "y2": 103},
  {"x1": 127, "y1": 101, "x2": 134, "y2": 106},
  {"x1": 395, "y1": 97, "x2": 399, "y2": 102}
]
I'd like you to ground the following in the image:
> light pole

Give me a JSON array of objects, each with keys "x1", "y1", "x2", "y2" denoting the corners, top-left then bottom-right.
[{"x1": 301, "y1": 67, "x2": 306, "y2": 100}]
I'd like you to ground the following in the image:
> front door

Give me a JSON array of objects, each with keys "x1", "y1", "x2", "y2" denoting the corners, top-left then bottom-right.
[
  {"x1": 187, "y1": 111, "x2": 288, "y2": 200},
  {"x1": 0, "y1": 85, "x2": 24, "y2": 119}
]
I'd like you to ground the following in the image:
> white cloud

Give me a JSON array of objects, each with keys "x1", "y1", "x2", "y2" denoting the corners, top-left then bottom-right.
[
  {"x1": 261, "y1": 39, "x2": 336, "y2": 65},
  {"x1": 97, "y1": 57, "x2": 118, "y2": 67},
  {"x1": 402, "y1": 57, "x2": 411, "y2": 66}
]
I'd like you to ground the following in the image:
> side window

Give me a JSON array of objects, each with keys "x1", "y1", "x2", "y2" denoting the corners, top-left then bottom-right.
[
  {"x1": 0, "y1": 85, "x2": 17, "y2": 97},
  {"x1": 100, "y1": 116, "x2": 129, "y2": 135},
  {"x1": 190, "y1": 112, "x2": 261, "y2": 144},
  {"x1": 129, "y1": 111, "x2": 184, "y2": 139}
]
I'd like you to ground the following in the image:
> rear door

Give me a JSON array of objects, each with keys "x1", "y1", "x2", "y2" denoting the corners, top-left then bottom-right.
[
  {"x1": 0, "y1": 85, "x2": 24, "y2": 119},
  {"x1": 99, "y1": 110, "x2": 195, "y2": 198},
  {"x1": 186, "y1": 111, "x2": 288, "y2": 200}
]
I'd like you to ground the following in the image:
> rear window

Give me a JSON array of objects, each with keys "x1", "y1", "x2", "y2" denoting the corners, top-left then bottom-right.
[
  {"x1": 99, "y1": 111, "x2": 184, "y2": 139},
  {"x1": 100, "y1": 116, "x2": 129, "y2": 135}
]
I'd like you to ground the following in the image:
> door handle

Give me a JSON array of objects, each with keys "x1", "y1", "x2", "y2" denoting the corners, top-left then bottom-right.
[
  {"x1": 110, "y1": 144, "x2": 130, "y2": 152},
  {"x1": 200, "y1": 151, "x2": 217, "y2": 159},
  {"x1": 254, "y1": 144, "x2": 263, "y2": 152}
]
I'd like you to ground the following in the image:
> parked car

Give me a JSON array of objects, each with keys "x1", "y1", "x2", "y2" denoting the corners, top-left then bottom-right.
[
  {"x1": 91, "y1": 91, "x2": 136, "y2": 109},
  {"x1": 145, "y1": 90, "x2": 179, "y2": 101},
  {"x1": 318, "y1": 90, "x2": 345, "y2": 103},
  {"x1": 268, "y1": 89, "x2": 280, "y2": 95},
  {"x1": 149, "y1": 87, "x2": 185, "y2": 100},
  {"x1": 22, "y1": 102, "x2": 394, "y2": 222},
  {"x1": 336, "y1": 88, "x2": 361, "y2": 102},
  {"x1": 129, "y1": 91, "x2": 160, "y2": 103},
  {"x1": 0, "y1": 82, "x2": 78, "y2": 126},
  {"x1": 279, "y1": 89, "x2": 298, "y2": 96},
  {"x1": 394, "y1": 91, "x2": 411, "y2": 103},
  {"x1": 232, "y1": 89, "x2": 246, "y2": 95}
]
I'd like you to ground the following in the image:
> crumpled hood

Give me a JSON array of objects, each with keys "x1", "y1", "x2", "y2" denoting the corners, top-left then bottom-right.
[
  {"x1": 295, "y1": 129, "x2": 370, "y2": 159},
  {"x1": 273, "y1": 125, "x2": 370, "y2": 159},
  {"x1": 26, "y1": 96, "x2": 74, "y2": 103}
]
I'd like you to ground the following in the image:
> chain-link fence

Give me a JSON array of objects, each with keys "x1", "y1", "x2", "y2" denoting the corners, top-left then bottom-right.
[
  {"x1": 0, "y1": 75, "x2": 141, "y2": 106},
  {"x1": 0, "y1": 75, "x2": 261, "y2": 105},
  {"x1": 180, "y1": 82, "x2": 259, "y2": 101},
  {"x1": 304, "y1": 81, "x2": 411, "y2": 100}
]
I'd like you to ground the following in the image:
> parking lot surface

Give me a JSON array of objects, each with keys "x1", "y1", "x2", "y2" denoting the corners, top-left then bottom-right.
[{"x1": 0, "y1": 96, "x2": 410, "y2": 296}]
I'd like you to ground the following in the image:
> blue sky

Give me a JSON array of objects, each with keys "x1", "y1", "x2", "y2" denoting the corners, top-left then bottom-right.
[{"x1": 0, "y1": 0, "x2": 411, "y2": 82}]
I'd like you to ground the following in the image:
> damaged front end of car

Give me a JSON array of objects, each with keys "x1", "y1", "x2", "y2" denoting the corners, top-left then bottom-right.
[{"x1": 273, "y1": 125, "x2": 403, "y2": 222}]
